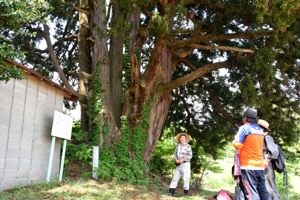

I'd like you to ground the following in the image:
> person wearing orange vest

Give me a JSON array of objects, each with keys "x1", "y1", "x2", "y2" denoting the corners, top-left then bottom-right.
[{"x1": 232, "y1": 108, "x2": 270, "y2": 200}]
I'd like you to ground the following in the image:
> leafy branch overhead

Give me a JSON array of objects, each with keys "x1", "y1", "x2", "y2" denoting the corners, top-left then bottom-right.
[{"x1": 1, "y1": 0, "x2": 299, "y2": 161}]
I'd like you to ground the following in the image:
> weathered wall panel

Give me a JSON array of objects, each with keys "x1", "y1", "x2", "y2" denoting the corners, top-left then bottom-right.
[{"x1": 0, "y1": 75, "x2": 68, "y2": 191}]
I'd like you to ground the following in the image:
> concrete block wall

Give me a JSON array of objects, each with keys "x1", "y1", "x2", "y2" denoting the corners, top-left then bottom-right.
[{"x1": 0, "y1": 78, "x2": 64, "y2": 191}]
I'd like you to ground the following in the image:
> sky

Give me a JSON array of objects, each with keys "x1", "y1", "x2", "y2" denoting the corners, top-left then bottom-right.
[{"x1": 65, "y1": 103, "x2": 81, "y2": 121}]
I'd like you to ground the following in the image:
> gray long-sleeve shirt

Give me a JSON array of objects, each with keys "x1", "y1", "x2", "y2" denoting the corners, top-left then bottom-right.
[
  {"x1": 173, "y1": 143, "x2": 193, "y2": 161},
  {"x1": 264, "y1": 135, "x2": 279, "y2": 160}
]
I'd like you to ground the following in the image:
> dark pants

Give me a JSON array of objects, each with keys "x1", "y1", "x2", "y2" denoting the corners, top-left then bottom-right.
[{"x1": 241, "y1": 169, "x2": 270, "y2": 200}]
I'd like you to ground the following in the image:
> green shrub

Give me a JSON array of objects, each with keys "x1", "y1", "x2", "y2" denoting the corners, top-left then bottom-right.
[
  {"x1": 65, "y1": 121, "x2": 93, "y2": 166},
  {"x1": 97, "y1": 106, "x2": 149, "y2": 185}
]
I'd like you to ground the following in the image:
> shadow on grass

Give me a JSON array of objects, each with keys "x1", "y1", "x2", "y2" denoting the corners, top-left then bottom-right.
[
  {"x1": 198, "y1": 188, "x2": 220, "y2": 199},
  {"x1": 166, "y1": 188, "x2": 220, "y2": 199}
]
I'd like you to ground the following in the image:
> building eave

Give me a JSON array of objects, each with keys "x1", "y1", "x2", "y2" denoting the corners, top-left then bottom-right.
[{"x1": 4, "y1": 60, "x2": 80, "y2": 102}]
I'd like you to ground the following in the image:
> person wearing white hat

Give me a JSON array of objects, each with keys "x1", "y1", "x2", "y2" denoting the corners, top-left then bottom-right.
[
  {"x1": 167, "y1": 133, "x2": 192, "y2": 197},
  {"x1": 258, "y1": 119, "x2": 280, "y2": 200}
]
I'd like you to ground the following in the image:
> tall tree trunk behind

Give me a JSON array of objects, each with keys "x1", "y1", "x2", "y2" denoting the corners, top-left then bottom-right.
[
  {"x1": 78, "y1": 0, "x2": 91, "y2": 132},
  {"x1": 90, "y1": 0, "x2": 120, "y2": 148},
  {"x1": 109, "y1": 3, "x2": 124, "y2": 126},
  {"x1": 90, "y1": 1, "x2": 173, "y2": 164}
]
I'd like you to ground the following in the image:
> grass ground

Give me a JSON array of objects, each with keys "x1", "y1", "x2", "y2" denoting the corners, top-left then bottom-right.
[{"x1": 0, "y1": 159, "x2": 299, "y2": 200}]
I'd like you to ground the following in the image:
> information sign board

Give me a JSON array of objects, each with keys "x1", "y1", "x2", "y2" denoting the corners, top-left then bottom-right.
[{"x1": 51, "y1": 111, "x2": 73, "y2": 140}]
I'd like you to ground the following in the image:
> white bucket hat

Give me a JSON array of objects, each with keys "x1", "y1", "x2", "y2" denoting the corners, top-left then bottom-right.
[{"x1": 257, "y1": 119, "x2": 271, "y2": 132}]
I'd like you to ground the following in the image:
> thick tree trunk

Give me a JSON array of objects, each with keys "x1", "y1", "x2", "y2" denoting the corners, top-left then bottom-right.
[
  {"x1": 90, "y1": 0, "x2": 120, "y2": 148},
  {"x1": 89, "y1": 1, "x2": 174, "y2": 164},
  {"x1": 123, "y1": 37, "x2": 173, "y2": 164},
  {"x1": 122, "y1": 7, "x2": 174, "y2": 165},
  {"x1": 144, "y1": 91, "x2": 172, "y2": 165},
  {"x1": 143, "y1": 45, "x2": 173, "y2": 165},
  {"x1": 78, "y1": 0, "x2": 91, "y2": 132},
  {"x1": 109, "y1": 3, "x2": 124, "y2": 126}
]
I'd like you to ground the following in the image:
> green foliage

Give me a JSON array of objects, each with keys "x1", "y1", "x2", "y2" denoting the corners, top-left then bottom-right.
[
  {"x1": 2, "y1": 0, "x2": 298, "y2": 174},
  {"x1": 275, "y1": 141, "x2": 300, "y2": 200},
  {"x1": 65, "y1": 64, "x2": 104, "y2": 167},
  {"x1": 65, "y1": 121, "x2": 93, "y2": 166},
  {"x1": 109, "y1": 17, "x2": 128, "y2": 37},
  {"x1": 254, "y1": 0, "x2": 299, "y2": 31},
  {"x1": 150, "y1": 12, "x2": 171, "y2": 38},
  {"x1": 132, "y1": 104, "x2": 149, "y2": 159},
  {"x1": 113, "y1": 0, "x2": 152, "y2": 13},
  {"x1": 163, "y1": 0, "x2": 300, "y2": 158},
  {"x1": 149, "y1": 133, "x2": 174, "y2": 176},
  {"x1": 97, "y1": 105, "x2": 149, "y2": 184},
  {"x1": 87, "y1": 62, "x2": 103, "y2": 144},
  {"x1": 66, "y1": 143, "x2": 92, "y2": 165},
  {"x1": 0, "y1": 0, "x2": 50, "y2": 81},
  {"x1": 193, "y1": 147, "x2": 224, "y2": 174},
  {"x1": 0, "y1": 61, "x2": 24, "y2": 82},
  {"x1": 0, "y1": 0, "x2": 49, "y2": 30},
  {"x1": 150, "y1": 127, "x2": 223, "y2": 188}
]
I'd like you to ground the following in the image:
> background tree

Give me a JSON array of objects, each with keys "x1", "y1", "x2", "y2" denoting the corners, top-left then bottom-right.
[
  {"x1": 3, "y1": 0, "x2": 299, "y2": 177},
  {"x1": 0, "y1": 0, "x2": 49, "y2": 81}
]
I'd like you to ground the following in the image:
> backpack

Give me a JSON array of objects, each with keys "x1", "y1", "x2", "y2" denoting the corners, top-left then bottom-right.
[
  {"x1": 213, "y1": 189, "x2": 234, "y2": 200},
  {"x1": 272, "y1": 144, "x2": 286, "y2": 173},
  {"x1": 272, "y1": 144, "x2": 289, "y2": 198}
]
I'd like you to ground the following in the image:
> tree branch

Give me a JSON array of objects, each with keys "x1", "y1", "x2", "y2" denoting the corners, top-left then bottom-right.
[
  {"x1": 181, "y1": 59, "x2": 239, "y2": 129},
  {"x1": 73, "y1": 6, "x2": 89, "y2": 15},
  {"x1": 200, "y1": 78, "x2": 239, "y2": 129},
  {"x1": 174, "y1": 31, "x2": 273, "y2": 49},
  {"x1": 174, "y1": 44, "x2": 254, "y2": 59},
  {"x1": 140, "y1": 39, "x2": 166, "y2": 102},
  {"x1": 35, "y1": 35, "x2": 78, "y2": 53},
  {"x1": 172, "y1": 90, "x2": 193, "y2": 122},
  {"x1": 190, "y1": 44, "x2": 254, "y2": 53},
  {"x1": 43, "y1": 24, "x2": 79, "y2": 96},
  {"x1": 160, "y1": 60, "x2": 232, "y2": 93},
  {"x1": 51, "y1": 34, "x2": 78, "y2": 49}
]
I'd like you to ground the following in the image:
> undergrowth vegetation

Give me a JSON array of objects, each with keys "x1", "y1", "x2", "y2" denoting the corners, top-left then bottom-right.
[
  {"x1": 30, "y1": 121, "x2": 299, "y2": 200},
  {"x1": 0, "y1": 140, "x2": 299, "y2": 199}
]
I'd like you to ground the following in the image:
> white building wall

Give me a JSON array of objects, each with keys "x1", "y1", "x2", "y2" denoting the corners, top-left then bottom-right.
[{"x1": 0, "y1": 78, "x2": 64, "y2": 191}]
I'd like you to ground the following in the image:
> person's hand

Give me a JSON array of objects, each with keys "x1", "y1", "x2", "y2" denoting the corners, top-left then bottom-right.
[
  {"x1": 175, "y1": 159, "x2": 182, "y2": 164},
  {"x1": 264, "y1": 159, "x2": 270, "y2": 169}
]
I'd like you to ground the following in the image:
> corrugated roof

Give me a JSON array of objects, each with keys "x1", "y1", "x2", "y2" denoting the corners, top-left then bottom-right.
[{"x1": 4, "y1": 60, "x2": 80, "y2": 101}]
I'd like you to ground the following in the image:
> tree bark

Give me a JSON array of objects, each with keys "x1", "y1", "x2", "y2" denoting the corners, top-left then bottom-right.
[
  {"x1": 109, "y1": 2, "x2": 124, "y2": 126},
  {"x1": 78, "y1": 0, "x2": 91, "y2": 132},
  {"x1": 90, "y1": 0, "x2": 120, "y2": 148},
  {"x1": 123, "y1": 3, "x2": 174, "y2": 164},
  {"x1": 143, "y1": 44, "x2": 173, "y2": 165}
]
